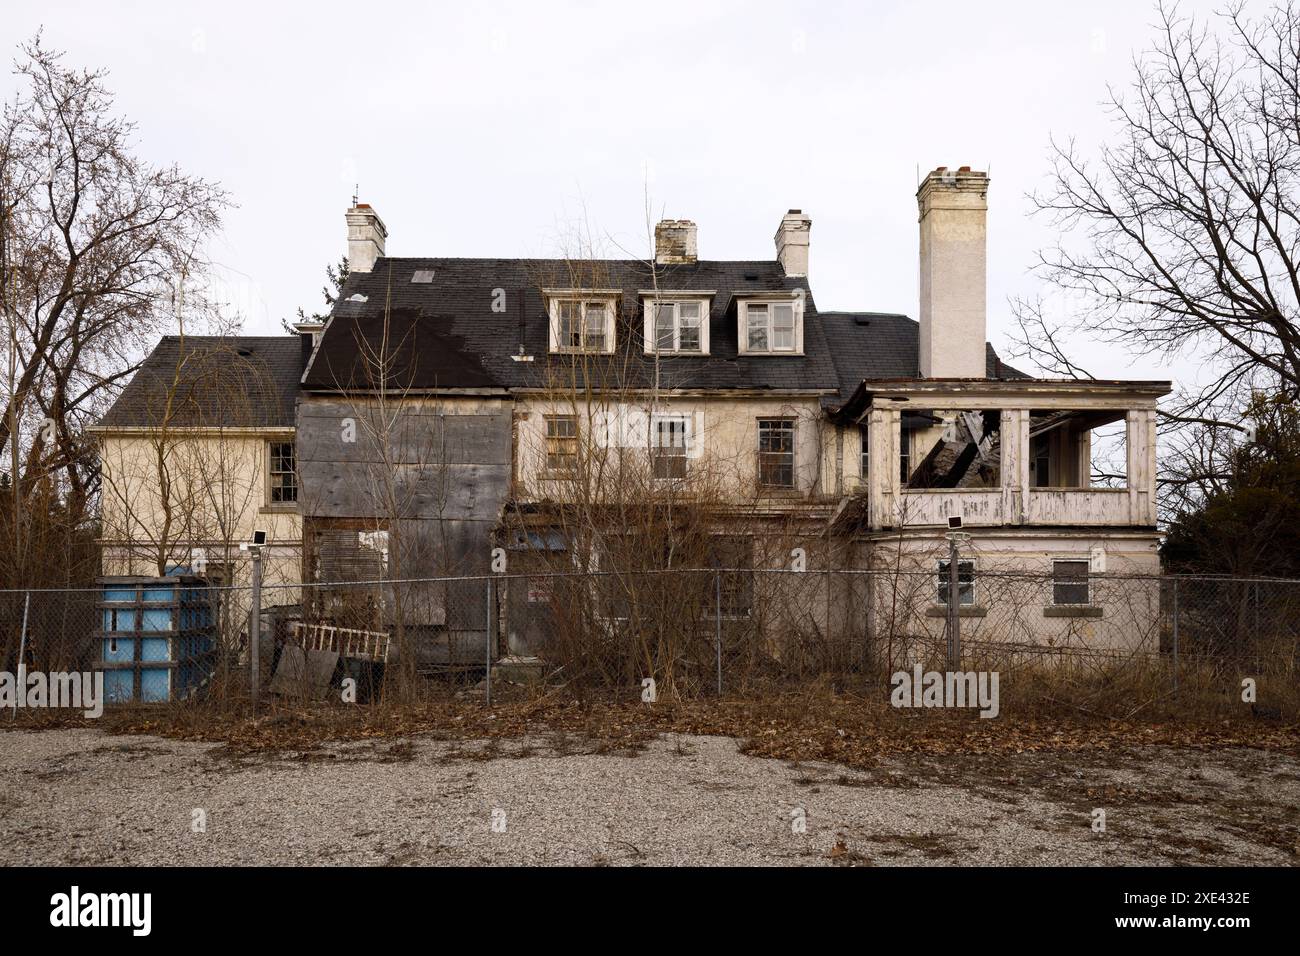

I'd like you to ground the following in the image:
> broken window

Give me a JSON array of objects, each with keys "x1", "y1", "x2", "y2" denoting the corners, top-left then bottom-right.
[
  {"x1": 901, "y1": 410, "x2": 1001, "y2": 489},
  {"x1": 937, "y1": 560, "x2": 975, "y2": 606},
  {"x1": 544, "y1": 415, "x2": 579, "y2": 475},
  {"x1": 554, "y1": 299, "x2": 612, "y2": 352},
  {"x1": 757, "y1": 418, "x2": 795, "y2": 488},
  {"x1": 1028, "y1": 410, "x2": 1127, "y2": 489},
  {"x1": 651, "y1": 301, "x2": 704, "y2": 353},
  {"x1": 1052, "y1": 559, "x2": 1090, "y2": 605}
]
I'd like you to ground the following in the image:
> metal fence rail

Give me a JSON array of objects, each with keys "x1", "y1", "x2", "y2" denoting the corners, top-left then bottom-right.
[{"x1": 1, "y1": 569, "x2": 1297, "y2": 712}]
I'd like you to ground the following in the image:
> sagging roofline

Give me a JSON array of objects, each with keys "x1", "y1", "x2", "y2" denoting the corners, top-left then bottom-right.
[{"x1": 829, "y1": 377, "x2": 1174, "y2": 423}]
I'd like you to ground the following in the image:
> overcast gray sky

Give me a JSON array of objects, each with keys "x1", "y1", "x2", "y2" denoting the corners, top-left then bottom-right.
[{"x1": 5, "y1": 0, "x2": 1223, "y2": 381}]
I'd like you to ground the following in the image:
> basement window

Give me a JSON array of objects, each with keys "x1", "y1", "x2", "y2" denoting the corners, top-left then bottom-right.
[
  {"x1": 936, "y1": 560, "x2": 975, "y2": 606},
  {"x1": 1052, "y1": 560, "x2": 1090, "y2": 605}
]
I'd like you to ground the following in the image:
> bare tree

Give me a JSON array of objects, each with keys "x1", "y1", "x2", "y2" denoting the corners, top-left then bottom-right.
[
  {"x1": 0, "y1": 33, "x2": 228, "y2": 583},
  {"x1": 1012, "y1": 2, "x2": 1300, "y2": 500}
]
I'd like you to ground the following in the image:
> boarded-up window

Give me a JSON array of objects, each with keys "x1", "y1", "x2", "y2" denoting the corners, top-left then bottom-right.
[
  {"x1": 1052, "y1": 560, "x2": 1090, "y2": 605},
  {"x1": 545, "y1": 415, "x2": 578, "y2": 475}
]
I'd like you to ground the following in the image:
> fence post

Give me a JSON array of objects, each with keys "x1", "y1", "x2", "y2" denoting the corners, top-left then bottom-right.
[
  {"x1": 12, "y1": 591, "x2": 29, "y2": 718},
  {"x1": 249, "y1": 548, "x2": 262, "y2": 713},
  {"x1": 715, "y1": 571, "x2": 723, "y2": 696},
  {"x1": 1171, "y1": 577, "x2": 1179, "y2": 698},
  {"x1": 946, "y1": 535, "x2": 961, "y2": 670},
  {"x1": 485, "y1": 577, "x2": 493, "y2": 708}
]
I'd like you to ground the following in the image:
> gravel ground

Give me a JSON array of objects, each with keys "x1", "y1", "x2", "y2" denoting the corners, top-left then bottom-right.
[{"x1": 1, "y1": 728, "x2": 1296, "y2": 865}]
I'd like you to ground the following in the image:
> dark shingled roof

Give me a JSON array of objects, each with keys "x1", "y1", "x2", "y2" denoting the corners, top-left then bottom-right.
[
  {"x1": 99, "y1": 336, "x2": 302, "y2": 428},
  {"x1": 304, "y1": 258, "x2": 1025, "y2": 398},
  {"x1": 304, "y1": 257, "x2": 837, "y2": 393},
  {"x1": 102, "y1": 261, "x2": 1029, "y2": 429},
  {"x1": 818, "y1": 311, "x2": 1029, "y2": 396}
]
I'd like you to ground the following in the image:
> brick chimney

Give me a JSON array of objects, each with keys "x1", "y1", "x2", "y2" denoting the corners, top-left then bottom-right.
[
  {"x1": 774, "y1": 209, "x2": 811, "y2": 277},
  {"x1": 917, "y1": 167, "x2": 988, "y2": 378},
  {"x1": 654, "y1": 220, "x2": 697, "y2": 264},
  {"x1": 346, "y1": 203, "x2": 387, "y2": 273}
]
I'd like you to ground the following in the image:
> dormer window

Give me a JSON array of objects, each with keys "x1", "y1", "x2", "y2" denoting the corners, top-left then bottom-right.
[
  {"x1": 739, "y1": 296, "x2": 803, "y2": 354},
  {"x1": 641, "y1": 293, "x2": 713, "y2": 355},
  {"x1": 547, "y1": 292, "x2": 618, "y2": 354}
]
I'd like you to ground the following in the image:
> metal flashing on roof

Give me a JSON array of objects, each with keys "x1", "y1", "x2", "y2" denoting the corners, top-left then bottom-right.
[{"x1": 411, "y1": 270, "x2": 435, "y2": 283}]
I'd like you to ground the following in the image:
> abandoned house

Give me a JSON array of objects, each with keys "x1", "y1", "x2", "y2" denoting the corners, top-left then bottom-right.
[{"x1": 95, "y1": 167, "x2": 1171, "y2": 671}]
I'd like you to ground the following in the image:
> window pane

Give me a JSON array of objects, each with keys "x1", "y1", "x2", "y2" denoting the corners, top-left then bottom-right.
[
  {"x1": 678, "y1": 302, "x2": 700, "y2": 319},
  {"x1": 772, "y1": 304, "x2": 795, "y2": 350},
  {"x1": 583, "y1": 303, "x2": 606, "y2": 350},
  {"x1": 655, "y1": 303, "x2": 675, "y2": 351},
  {"x1": 678, "y1": 324, "x2": 699, "y2": 351},
  {"x1": 746, "y1": 305, "x2": 768, "y2": 350}
]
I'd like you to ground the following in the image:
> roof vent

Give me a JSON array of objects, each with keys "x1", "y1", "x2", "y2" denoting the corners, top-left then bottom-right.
[
  {"x1": 742, "y1": 272, "x2": 760, "y2": 281},
  {"x1": 411, "y1": 269, "x2": 435, "y2": 283}
]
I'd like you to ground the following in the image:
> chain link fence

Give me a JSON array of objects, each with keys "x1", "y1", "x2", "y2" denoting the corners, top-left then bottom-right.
[{"x1": 1, "y1": 569, "x2": 1297, "y2": 715}]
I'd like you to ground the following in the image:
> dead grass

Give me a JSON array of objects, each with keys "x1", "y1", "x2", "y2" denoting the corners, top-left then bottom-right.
[{"x1": 6, "y1": 679, "x2": 1297, "y2": 774}]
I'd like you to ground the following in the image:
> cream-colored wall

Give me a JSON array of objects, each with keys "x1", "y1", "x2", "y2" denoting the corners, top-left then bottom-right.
[
  {"x1": 97, "y1": 428, "x2": 302, "y2": 585},
  {"x1": 513, "y1": 394, "x2": 830, "y2": 503},
  {"x1": 863, "y1": 531, "x2": 1162, "y2": 661}
]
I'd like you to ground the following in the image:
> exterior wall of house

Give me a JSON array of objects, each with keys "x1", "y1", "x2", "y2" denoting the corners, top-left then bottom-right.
[
  {"x1": 294, "y1": 394, "x2": 513, "y2": 666},
  {"x1": 861, "y1": 530, "x2": 1162, "y2": 664},
  {"x1": 96, "y1": 427, "x2": 304, "y2": 653},
  {"x1": 511, "y1": 393, "x2": 831, "y2": 503},
  {"x1": 97, "y1": 428, "x2": 301, "y2": 582}
]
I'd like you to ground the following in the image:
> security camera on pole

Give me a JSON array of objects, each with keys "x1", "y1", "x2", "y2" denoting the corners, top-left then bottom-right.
[
  {"x1": 945, "y1": 515, "x2": 970, "y2": 670},
  {"x1": 240, "y1": 530, "x2": 268, "y2": 710}
]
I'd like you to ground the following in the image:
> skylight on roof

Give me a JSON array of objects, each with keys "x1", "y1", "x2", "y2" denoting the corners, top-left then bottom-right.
[{"x1": 411, "y1": 270, "x2": 435, "y2": 283}]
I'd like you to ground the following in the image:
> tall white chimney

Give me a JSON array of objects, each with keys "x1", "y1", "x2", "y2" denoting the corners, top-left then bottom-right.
[
  {"x1": 346, "y1": 203, "x2": 387, "y2": 273},
  {"x1": 654, "y1": 220, "x2": 698, "y2": 264},
  {"x1": 774, "y1": 209, "x2": 811, "y2": 277},
  {"x1": 917, "y1": 167, "x2": 988, "y2": 378}
]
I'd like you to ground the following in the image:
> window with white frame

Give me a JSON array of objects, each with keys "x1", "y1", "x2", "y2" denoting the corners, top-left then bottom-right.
[
  {"x1": 1052, "y1": 559, "x2": 1090, "y2": 605},
  {"x1": 741, "y1": 299, "x2": 800, "y2": 354},
  {"x1": 646, "y1": 299, "x2": 707, "y2": 354},
  {"x1": 549, "y1": 297, "x2": 615, "y2": 353},
  {"x1": 652, "y1": 416, "x2": 688, "y2": 479},
  {"x1": 936, "y1": 560, "x2": 975, "y2": 606}
]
